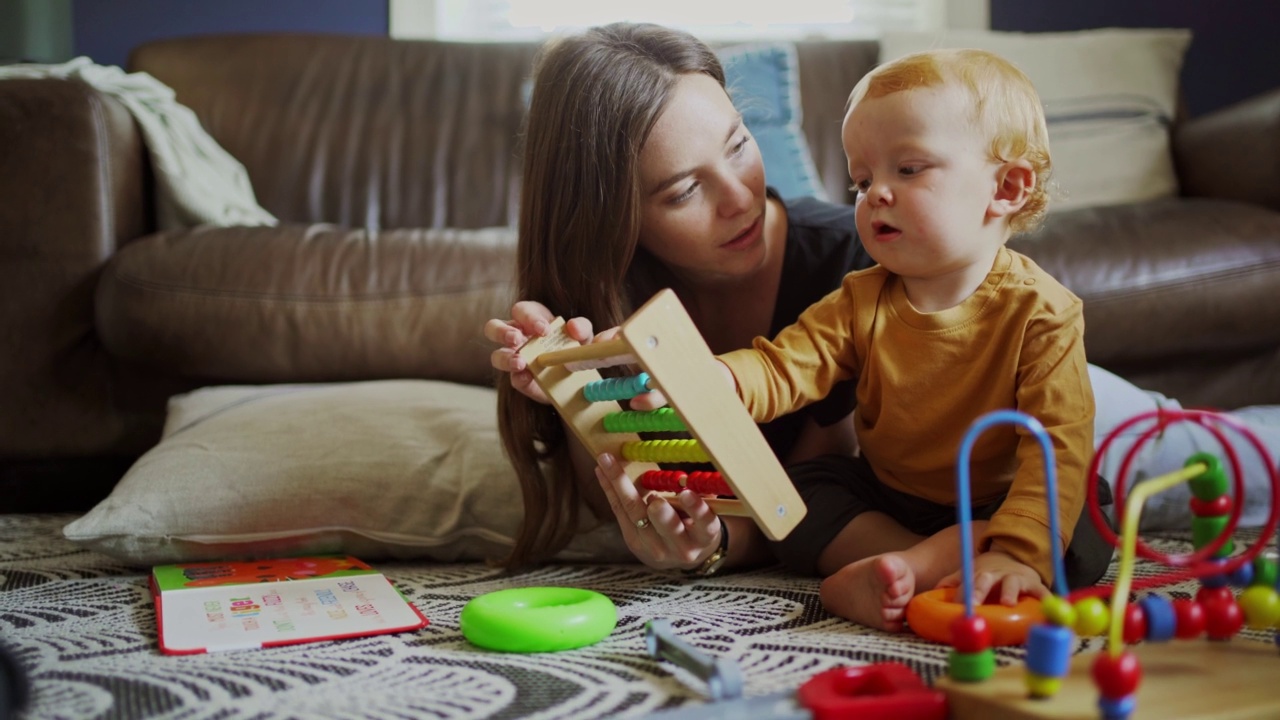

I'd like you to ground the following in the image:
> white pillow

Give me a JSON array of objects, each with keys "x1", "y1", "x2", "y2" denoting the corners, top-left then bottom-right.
[
  {"x1": 63, "y1": 380, "x2": 633, "y2": 565},
  {"x1": 879, "y1": 28, "x2": 1192, "y2": 212}
]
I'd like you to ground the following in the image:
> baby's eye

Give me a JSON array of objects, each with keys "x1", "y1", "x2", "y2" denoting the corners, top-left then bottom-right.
[
  {"x1": 850, "y1": 179, "x2": 871, "y2": 193},
  {"x1": 899, "y1": 165, "x2": 925, "y2": 177}
]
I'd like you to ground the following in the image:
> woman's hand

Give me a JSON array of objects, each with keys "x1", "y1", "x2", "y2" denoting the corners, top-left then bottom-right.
[
  {"x1": 594, "y1": 451, "x2": 724, "y2": 571},
  {"x1": 483, "y1": 301, "x2": 594, "y2": 403}
]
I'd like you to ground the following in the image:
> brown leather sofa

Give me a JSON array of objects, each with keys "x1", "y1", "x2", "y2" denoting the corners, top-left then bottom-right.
[{"x1": 3, "y1": 34, "x2": 1279, "y2": 511}]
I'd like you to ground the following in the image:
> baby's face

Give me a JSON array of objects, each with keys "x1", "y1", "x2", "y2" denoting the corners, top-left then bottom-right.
[{"x1": 841, "y1": 84, "x2": 1007, "y2": 281}]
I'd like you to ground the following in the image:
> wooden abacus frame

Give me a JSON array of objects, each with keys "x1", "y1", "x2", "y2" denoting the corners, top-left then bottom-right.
[{"x1": 516, "y1": 288, "x2": 806, "y2": 541}]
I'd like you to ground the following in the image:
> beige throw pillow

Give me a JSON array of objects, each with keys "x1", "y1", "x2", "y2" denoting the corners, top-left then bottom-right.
[
  {"x1": 64, "y1": 380, "x2": 632, "y2": 565},
  {"x1": 879, "y1": 28, "x2": 1192, "y2": 212}
]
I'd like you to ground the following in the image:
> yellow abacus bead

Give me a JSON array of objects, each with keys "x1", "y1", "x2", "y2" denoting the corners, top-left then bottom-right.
[
  {"x1": 1023, "y1": 672, "x2": 1062, "y2": 699},
  {"x1": 1073, "y1": 596, "x2": 1110, "y2": 636},
  {"x1": 1239, "y1": 585, "x2": 1280, "y2": 629},
  {"x1": 1041, "y1": 595, "x2": 1077, "y2": 628}
]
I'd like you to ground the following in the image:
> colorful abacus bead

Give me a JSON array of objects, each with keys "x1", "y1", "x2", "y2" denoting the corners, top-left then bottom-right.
[
  {"x1": 1073, "y1": 596, "x2": 1110, "y2": 636},
  {"x1": 637, "y1": 470, "x2": 686, "y2": 493},
  {"x1": 603, "y1": 408, "x2": 687, "y2": 433},
  {"x1": 1200, "y1": 558, "x2": 1230, "y2": 589},
  {"x1": 621, "y1": 439, "x2": 709, "y2": 463},
  {"x1": 1092, "y1": 650, "x2": 1142, "y2": 720},
  {"x1": 1228, "y1": 560, "x2": 1255, "y2": 588},
  {"x1": 1138, "y1": 595, "x2": 1176, "y2": 642},
  {"x1": 584, "y1": 373, "x2": 652, "y2": 402},
  {"x1": 1172, "y1": 598, "x2": 1205, "y2": 639},
  {"x1": 1252, "y1": 553, "x2": 1279, "y2": 589},
  {"x1": 684, "y1": 471, "x2": 732, "y2": 496},
  {"x1": 1121, "y1": 604, "x2": 1147, "y2": 645},
  {"x1": 1201, "y1": 593, "x2": 1245, "y2": 640},
  {"x1": 1239, "y1": 585, "x2": 1280, "y2": 629},
  {"x1": 947, "y1": 615, "x2": 994, "y2": 682},
  {"x1": 1024, "y1": 624, "x2": 1072, "y2": 698}
]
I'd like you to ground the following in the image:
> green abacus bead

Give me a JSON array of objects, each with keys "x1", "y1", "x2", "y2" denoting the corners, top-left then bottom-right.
[
  {"x1": 1191, "y1": 515, "x2": 1233, "y2": 557},
  {"x1": 1253, "y1": 555, "x2": 1279, "y2": 588},
  {"x1": 1186, "y1": 452, "x2": 1229, "y2": 501},
  {"x1": 948, "y1": 648, "x2": 996, "y2": 682}
]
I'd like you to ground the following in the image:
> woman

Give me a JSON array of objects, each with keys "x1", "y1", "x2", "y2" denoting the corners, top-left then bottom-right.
[{"x1": 487, "y1": 22, "x2": 876, "y2": 575}]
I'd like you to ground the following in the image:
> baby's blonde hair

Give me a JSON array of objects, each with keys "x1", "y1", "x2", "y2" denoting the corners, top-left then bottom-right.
[{"x1": 849, "y1": 48, "x2": 1051, "y2": 233}]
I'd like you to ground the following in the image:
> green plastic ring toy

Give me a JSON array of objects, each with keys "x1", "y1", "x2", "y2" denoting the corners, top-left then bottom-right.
[{"x1": 460, "y1": 586, "x2": 618, "y2": 653}]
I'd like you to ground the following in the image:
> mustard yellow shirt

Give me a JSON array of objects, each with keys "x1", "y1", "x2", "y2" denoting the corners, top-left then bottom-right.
[{"x1": 719, "y1": 247, "x2": 1095, "y2": 583}]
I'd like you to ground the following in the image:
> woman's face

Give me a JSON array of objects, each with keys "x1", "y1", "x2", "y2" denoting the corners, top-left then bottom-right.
[{"x1": 637, "y1": 73, "x2": 769, "y2": 285}]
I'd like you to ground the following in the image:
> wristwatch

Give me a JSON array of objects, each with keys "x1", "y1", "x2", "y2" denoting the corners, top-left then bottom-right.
[{"x1": 685, "y1": 520, "x2": 730, "y2": 577}]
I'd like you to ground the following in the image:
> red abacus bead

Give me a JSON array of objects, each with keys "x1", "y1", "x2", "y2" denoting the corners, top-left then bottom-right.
[
  {"x1": 1189, "y1": 495, "x2": 1232, "y2": 517},
  {"x1": 949, "y1": 614, "x2": 992, "y2": 653},
  {"x1": 1196, "y1": 585, "x2": 1234, "y2": 606},
  {"x1": 1092, "y1": 650, "x2": 1142, "y2": 698},
  {"x1": 1172, "y1": 599, "x2": 1206, "y2": 639},
  {"x1": 685, "y1": 471, "x2": 732, "y2": 496},
  {"x1": 638, "y1": 470, "x2": 686, "y2": 492},
  {"x1": 1202, "y1": 596, "x2": 1245, "y2": 640},
  {"x1": 1122, "y1": 603, "x2": 1147, "y2": 644}
]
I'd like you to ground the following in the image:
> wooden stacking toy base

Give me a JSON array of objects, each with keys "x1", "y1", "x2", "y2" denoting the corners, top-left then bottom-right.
[{"x1": 938, "y1": 638, "x2": 1280, "y2": 719}]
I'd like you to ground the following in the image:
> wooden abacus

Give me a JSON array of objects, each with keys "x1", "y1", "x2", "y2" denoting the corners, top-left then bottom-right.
[{"x1": 516, "y1": 288, "x2": 807, "y2": 541}]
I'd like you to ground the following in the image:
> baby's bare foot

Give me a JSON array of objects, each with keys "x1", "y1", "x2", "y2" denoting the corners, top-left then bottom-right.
[{"x1": 820, "y1": 553, "x2": 916, "y2": 632}]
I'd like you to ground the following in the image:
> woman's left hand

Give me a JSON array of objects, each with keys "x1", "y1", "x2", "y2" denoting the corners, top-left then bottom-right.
[{"x1": 594, "y1": 451, "x2": 723, "y2": 571}]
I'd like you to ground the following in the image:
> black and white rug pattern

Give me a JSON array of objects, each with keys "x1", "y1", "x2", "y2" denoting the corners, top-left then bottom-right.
[{"x1": 2, "y1": 514, "x2": 1275, "y2": 719}]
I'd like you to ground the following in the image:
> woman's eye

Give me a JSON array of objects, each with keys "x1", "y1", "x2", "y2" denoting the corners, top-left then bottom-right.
[
  {"x1": 730, "y1": 134, "x2": 751, "y2": 156},
  {"x1": 671, "y1": 183, "x2": 699, "y2": 204}
]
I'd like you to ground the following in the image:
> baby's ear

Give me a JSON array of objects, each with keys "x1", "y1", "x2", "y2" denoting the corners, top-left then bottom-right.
[{"x1": 988, "y1": 159, "x2": 1036, "y2": 219}]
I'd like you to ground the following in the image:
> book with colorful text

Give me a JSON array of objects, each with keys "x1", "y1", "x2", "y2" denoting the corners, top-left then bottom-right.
[{"x1": 150, "y1": 555, "x2": 429, "y2": 655}]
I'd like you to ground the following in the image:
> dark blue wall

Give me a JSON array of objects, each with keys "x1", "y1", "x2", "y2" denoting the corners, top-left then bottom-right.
[
  {"x1": 72, "y1": 0, "x2": 387, "y2": 70},
  {"x1": 992, "y1": 0, "x2": 1278, "y2": 118}
]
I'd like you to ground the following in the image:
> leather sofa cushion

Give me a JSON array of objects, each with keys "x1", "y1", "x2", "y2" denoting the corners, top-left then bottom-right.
[
  {"x1": 96, "y1": 225, "x2": 516, "y2": 387},
  {"x1": 1011, "y1": 197, "x2": 1280, "y2": 366},
  {"x1": 97, "y1": 197, "x2": 1280, "y2": 388}
]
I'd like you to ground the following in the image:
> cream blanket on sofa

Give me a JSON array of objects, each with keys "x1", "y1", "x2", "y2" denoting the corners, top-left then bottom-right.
[{"x1": 0, "y1": 56, "x2": 277, "y2": 230}]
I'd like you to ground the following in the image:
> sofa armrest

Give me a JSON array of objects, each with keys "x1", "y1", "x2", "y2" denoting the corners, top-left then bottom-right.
[
  {"x1": 96, "y1": 225, "x2": 517, "y2": 387},
  {"x1": 1174, "y1": 87, "x2": 1280, "y2": 211},
  {"x1": 0, "y1": 78, "x2": 156, "y2": 458}
]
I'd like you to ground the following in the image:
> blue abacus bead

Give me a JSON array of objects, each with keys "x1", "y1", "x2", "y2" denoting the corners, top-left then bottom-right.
[
  {"x1": 1025, "y1": 624, "x2": 1073, "y2": 677},
  {"x1": 1139, "y1": 595, "x2": 1177, "y2": 642},
  {"x1": 1098, "y1": 694, "x2": 1137, "y2": 720},
  {"x1": 584, "y1": 373, "x2": 651, "y2": 402},
  {"x1": 1202, "y1": 559, "x2": 1230, "y2": 589},
  {"x1": 1229, "y1": 561, "x2": 1255, "y2": 588}
]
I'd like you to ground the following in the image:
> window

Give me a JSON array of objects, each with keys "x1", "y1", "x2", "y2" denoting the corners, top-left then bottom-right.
[{"x1": 390, "y1": 0, "x2": 952, "y2": 42}]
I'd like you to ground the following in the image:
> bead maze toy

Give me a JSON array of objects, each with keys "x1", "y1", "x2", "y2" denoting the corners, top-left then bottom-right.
[
  {"x1": 937, "y1": 407, "x2": 1280, "y2": 720},
  {"x1": 516, "y1": 288, "x2": 806, "y2": 541}
]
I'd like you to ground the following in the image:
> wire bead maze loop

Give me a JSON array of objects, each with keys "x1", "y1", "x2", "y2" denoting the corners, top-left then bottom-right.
[{"x1": 1077, "y1": 408, "x2": 1280, "y2": 600}]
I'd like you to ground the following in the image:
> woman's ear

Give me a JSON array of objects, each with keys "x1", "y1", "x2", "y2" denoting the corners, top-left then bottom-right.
[{"x1": 988, "y1": 159, "x2": 1036, "y2": 219}]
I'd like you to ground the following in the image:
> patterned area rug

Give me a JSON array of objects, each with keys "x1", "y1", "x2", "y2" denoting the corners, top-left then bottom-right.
[{"x1": 2, "y1": 513, "x2": 1275, "y2": 719}]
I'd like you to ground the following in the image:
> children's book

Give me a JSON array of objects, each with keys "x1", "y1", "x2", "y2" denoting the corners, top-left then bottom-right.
[{"x1": 150, "y1": 555, "x2": 428, "y2": 655}]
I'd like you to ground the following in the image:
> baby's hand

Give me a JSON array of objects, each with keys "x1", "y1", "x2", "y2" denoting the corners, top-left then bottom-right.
[{"x1": 936, "y1": 546, "x2": 1048, "y2": 607}]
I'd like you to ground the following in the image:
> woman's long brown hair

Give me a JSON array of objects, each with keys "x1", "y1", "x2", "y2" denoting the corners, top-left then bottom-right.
[{"x1": 499, "y1": 23, "x2": 725, "y2": 568}]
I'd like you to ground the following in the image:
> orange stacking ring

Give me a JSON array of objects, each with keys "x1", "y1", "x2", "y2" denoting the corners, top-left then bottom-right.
[{"x1": 906, "y1": 587, "x2": 1044, "y2": 647}]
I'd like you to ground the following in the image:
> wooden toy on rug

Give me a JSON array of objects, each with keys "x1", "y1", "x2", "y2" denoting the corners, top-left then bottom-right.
[
  {"x1": 938, "y1": 407, "x2": 1280, "y2": 720},
  {"x1": 516, "y1": 288, "x2": 806, "y2": 541}
]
